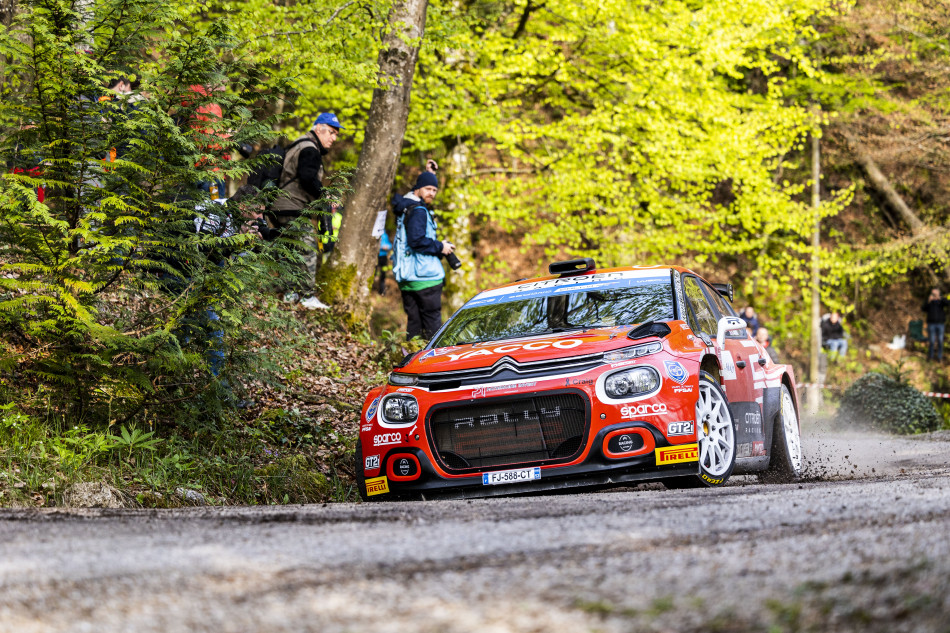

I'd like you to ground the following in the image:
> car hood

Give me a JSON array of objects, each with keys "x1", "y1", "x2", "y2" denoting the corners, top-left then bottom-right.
[{"x1": 400, "y1": 327, "x2": 640, "y2": 374}]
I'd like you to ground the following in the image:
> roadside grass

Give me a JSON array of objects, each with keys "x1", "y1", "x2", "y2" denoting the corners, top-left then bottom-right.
[
  {"x1": 0, "y1": 403, "x2": 362, "y2": 507},
  {"x1": 0, "y1": 303, "x2": 394, "y2": 508}
]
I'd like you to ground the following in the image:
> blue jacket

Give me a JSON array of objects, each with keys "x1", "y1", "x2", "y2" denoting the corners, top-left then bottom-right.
[{"x1": 392, "y1": 193, "x2": 444, "y2": 283}]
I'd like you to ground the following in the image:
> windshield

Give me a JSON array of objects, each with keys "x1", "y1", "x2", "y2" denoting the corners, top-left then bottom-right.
[{"x1": 432, "y1": 275, "x2": 674, "y2": 347}]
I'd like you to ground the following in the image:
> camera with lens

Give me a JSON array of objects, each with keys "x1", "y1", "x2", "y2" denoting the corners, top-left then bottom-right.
[
  {"x1": 237, "y1": 142, "x2": 255, "y2": 159},
  {"x1": 445, "y1": 251, "x2": 462, "y2": 270}
]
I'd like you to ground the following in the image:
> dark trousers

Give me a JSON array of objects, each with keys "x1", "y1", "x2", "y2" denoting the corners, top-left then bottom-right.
[
  {"x1": 401, "y1": 283, "x2": 443, "y2": 340},
  {"x1": 928, "y1": 322, "x2": 945, "y2": 361}
]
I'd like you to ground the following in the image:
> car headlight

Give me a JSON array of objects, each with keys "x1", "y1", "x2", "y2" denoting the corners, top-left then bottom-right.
[
  {"x1": 382, "y1": 395, "x2": 418, "y2": 424},
  {"x1": 604, "y1": 366, "x2": 660, "y2": 399},
  {"x1": 603, "y1": 342, "x2": 662, "y2": 362},
  {"x1": 388, "y1": 372, "x2": 418, "y2": 386}
]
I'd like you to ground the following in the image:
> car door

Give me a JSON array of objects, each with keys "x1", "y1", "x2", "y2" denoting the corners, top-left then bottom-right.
[{"x1": 682, "y1": 277, "x2": 765, "y2": 458}]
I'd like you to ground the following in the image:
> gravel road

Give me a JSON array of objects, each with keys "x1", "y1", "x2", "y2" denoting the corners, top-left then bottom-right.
[{"x1": 1, "y1": 421, "x2": 949, "y2": 633}]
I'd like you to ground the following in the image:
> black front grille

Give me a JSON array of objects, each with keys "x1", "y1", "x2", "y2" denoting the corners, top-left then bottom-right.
[{"x1": 428, "y1": 391, "x2": 589, "y2": 472}]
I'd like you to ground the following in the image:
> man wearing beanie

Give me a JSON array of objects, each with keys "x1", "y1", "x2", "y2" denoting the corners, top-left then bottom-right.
[
  {"x1": 272, "y1": 112, "x2": 342, "y2": 308},
  {"x1": 391, "y1": 161, "x2": 456, "y2": 340}
]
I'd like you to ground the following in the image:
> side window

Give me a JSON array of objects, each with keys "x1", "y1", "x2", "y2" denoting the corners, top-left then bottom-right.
[{"x1": 683, "y1": 276, "x2": 717, "y2": 336}]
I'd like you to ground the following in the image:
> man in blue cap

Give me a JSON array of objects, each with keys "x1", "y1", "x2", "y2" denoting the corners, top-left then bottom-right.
[
  {"x1": 391, "y1": 161, "x2": 456, "y2": 339},
  {"x1": 272, "y1": 112, "x2": 342, "y2": 308}
]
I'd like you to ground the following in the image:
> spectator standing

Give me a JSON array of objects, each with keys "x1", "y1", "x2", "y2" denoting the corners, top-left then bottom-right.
[
  {"x1": 821, "y1": 311, "x2": 848, "y2": 358},
  {"x1": 271, "y1": 112, "x2": 342, "y2": 308},
  {"x1": 376, "y1": 231, "x2": 392, "y2": 295},
  {"x1": 922, "y1": 288, "x2": 949, "y2": 362},
  {"x1": 740, "y1": 306, "x2": 759, "y2": 332},
  {"x1": 754, "y1": 326, "x2": 779, "y2": 364},
  {"x1": 392, "y1": 162, "x2": 455, "y2": 340}
]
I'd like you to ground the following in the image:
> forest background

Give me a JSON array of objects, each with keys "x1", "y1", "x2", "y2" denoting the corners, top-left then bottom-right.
[{"x1": 1, "y1": 0, "x2": 948, "y2": 506}]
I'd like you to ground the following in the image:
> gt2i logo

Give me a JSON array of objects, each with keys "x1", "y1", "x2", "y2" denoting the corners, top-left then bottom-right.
[
  {"x1": 364, "y1": 455, "x2": 380, "y2": 471},
  {"x1": 667, "y1": 421, "x2": 694, "y2": 436},
  {"x1": 373, "y1": 432, "x2": 403, "y2": 447},
  {"x1": 443, "y1": 339, "x2": 583, "y2": 362},
  {"x1": 655, "y1": 443, "x2": 699, "y2": 465},
  {"x1": 620, "y1": 402, "x2": 668, "y2": 419}
]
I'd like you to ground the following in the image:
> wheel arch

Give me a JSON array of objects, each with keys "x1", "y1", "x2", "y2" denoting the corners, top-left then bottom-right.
[{"x1": 699, "y1": 355, "x2": 721, "y2": 383}]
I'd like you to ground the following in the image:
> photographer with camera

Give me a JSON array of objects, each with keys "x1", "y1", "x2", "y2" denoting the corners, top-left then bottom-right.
[{"x1": 391, "y1": 160, "x2": 459, "y2": 340}]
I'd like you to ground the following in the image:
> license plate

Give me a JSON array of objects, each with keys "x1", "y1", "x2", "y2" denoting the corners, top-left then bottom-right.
[{"x1": 482, "y1": 467, "x2": 541, "y2": 486}]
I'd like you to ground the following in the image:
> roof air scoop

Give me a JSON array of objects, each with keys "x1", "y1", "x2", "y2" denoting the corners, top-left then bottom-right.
[{"x1": 549, "y1": 258, "x2": 596, "y2": 277}]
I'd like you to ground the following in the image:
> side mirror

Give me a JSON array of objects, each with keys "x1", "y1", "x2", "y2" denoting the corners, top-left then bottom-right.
[{"x1": 716, "y1": 316, "x2": 747, "y2": 351}]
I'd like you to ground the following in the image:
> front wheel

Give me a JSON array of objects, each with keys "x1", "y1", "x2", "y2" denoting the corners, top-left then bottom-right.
[
  {"x1": 759, "y1": 384, "x2": 804, "y2": 483},
  {"x1": 664, "y1": 371, "x2": 737, "y2": 489}
]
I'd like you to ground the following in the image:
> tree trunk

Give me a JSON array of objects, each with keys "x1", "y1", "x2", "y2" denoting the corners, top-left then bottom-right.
[
  {"x1": 808, "y1": 130, "x2": 822, "y2": 417},
  {"x1": 842, "y1": 129, "x2": 925, "y2": 234},
  {"x1": 318, "y1": 0, "x2": 428, "y2": 313}
]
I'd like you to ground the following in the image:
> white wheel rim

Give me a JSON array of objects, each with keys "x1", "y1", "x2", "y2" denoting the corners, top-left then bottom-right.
[
  {"x1": 696, "y1": 379, "x2": 735, "y2": 477},
  {"x1": 781, "y1": 388, "x2": 803, "y2": 474}
]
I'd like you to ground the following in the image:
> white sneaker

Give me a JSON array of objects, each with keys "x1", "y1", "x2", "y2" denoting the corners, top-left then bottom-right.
[
  {"x1": 283, "y1": 292, "x2": 300, "y2": 303},
  {"x1": 300, "y1": 296, "x2": 330, "y2": 310}
]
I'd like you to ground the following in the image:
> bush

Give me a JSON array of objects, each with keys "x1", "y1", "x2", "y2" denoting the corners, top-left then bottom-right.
[{"x1": 837, "y1": 372, "x2": 942, "y2": 435}]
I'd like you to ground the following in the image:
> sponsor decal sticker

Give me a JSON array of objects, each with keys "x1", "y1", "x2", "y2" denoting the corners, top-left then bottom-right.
[
  {"x1": 397, "y1": 387, "x2": 415, "y2": 393},
  {"x1": 361, "y1": 424, "x2": 373, "y2": 432},
  {"x1": 364, "y1": 455, "x2": 380, "y2": 471},
  {"x1": 701, "y1": 473, "x2": 724, "y2": 485},
  {"x1": 419, "y1": 346, "x2": 460, "y2": 361},
  {"x1": 752, "y1": 440, "x2": 766, "y2": 456},
  {"x1": 655, "y1": 443, "x2": 699, "y2": 465},
  {"x1": 365, "y1": 476, "x2": 389, "y2": 496},
  {"x1": 471, "y1": 382, "x2": 537, "y2": 398},
  {"x1": 397, "y1": 458, "x2": 412, "y2": 476},
  {"x1": 617, "y1": 434, "x2": 635, "y2": 452},
  {"x1": 565, "y1": 377, "x2": 595, "y2": 387},
  {"x1": 664, "y1": 361, "x2": 688, "y2": 385},
  {"x1": 667, "y1": 421, "x2": 694, "y2": 436},
  {"x1": 444, "y1": 339, "x2": 584, "y2": 362},
  {"x1": 672, "y1": 385, "x2": 693, "y2": 393},
  {"x1": 743, "y1": 410, "x2": 763, "y2": 435},
  {"x1": 365, "y1": 397, "x2": 380, "y2": 422},
  {"x1": 620, "y1": 402, "x2": 668, "y2": 419},
  {"x1": 373, "y1": 432, "x2": 403, "y2": 447}
]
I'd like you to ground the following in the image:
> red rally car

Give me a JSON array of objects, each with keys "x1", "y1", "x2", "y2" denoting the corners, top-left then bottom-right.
[{"x1": 357, "y1": 259, "x2": 803, "y2": 500}]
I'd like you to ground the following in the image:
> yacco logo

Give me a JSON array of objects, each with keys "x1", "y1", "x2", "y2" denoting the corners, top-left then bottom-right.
[
  {"x1": 620, "y1": 402, "x2": 668, "y2": 419},
  {"x1": 655, "y1": 443, "x2": 699, "y2": 465},
  {"x1": 664, "y1": 361, "x2": 688, "y2": 385},
  {"x1": 365, "y1": 397, "x2": 380, "y2": 422},
  {"x1": 444, "y1": 339, "x2": 583, "y2": 362}
]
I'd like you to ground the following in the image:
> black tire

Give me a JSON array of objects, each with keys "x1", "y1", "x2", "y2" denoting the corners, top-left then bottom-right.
[
  {"x1": 355, "y1": 439, "x2": 369, "y2": 502},
  {"x1": 663, "y1": 370, "x2": 737, "y2": 489},
  {"x1": 759, "y1": 384, "x2": 804, "y2": 483}
]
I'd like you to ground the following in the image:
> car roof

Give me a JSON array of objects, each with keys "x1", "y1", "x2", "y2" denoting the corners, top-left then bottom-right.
[{"x1": 489, "y1": 265, "x2": 691, "y2": 292}]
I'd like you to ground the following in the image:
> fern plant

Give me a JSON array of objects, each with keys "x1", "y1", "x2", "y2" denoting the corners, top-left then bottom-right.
[{"x1": 0, "y1": 0, "x2": 307, "y2": 425}]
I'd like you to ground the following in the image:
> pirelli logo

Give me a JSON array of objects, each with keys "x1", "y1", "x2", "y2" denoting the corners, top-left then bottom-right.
[
  {"x1": 655, "y1": 443, "x2": 699, "y2": 465},
  {"x1": 365, "y1": 476, "x2": 390, "y2": 496}
]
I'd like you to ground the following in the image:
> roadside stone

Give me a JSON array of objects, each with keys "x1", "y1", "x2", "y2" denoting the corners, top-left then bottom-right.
[
  {"x1": 62, "y1": 481, "x2": 127, "y2": 508},
  {"x1": 175, "y1": 487, "x2": 207, "y2": 505}
]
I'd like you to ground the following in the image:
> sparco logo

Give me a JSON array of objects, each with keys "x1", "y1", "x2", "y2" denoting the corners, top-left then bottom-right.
[{"x1": 620, "y1": 403, "x2": 668, "y2": 418}]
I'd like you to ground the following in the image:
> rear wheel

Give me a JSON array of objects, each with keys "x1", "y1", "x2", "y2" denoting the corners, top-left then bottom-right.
[
  {"x1": 664, "y1": 371, "x2": 737, "y2": 489},
  {"x1": 759, "y1": 384, "x2": 803, "y2": 483}
]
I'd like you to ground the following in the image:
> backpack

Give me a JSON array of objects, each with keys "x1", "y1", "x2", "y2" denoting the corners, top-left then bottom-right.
[{"x1": 245, "y1": 137, "x2": 311, "y2": 191}]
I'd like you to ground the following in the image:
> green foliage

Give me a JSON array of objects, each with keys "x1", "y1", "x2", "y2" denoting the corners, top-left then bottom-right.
[
  {"x1": 837, "y1": 372, "x2": 941, "y2": 435},
  {"x1": 0, "y1": 0, "x2": 309, "y2": 424}
]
